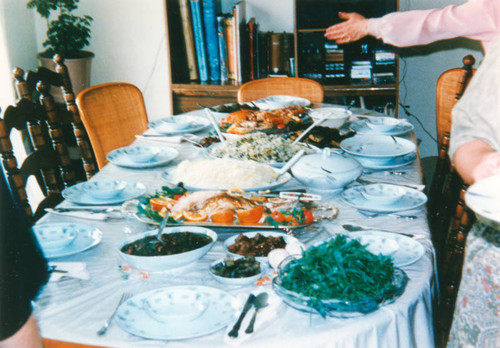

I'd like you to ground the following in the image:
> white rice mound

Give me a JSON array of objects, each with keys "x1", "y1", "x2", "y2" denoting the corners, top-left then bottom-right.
[{"x1": 170, "y1": 158, "x2": 283, "y2": 189}]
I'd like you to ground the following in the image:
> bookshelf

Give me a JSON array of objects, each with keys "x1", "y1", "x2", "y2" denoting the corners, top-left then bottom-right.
[{"x1": 166, "y1": 0, "x2": 399, "y2": 114}]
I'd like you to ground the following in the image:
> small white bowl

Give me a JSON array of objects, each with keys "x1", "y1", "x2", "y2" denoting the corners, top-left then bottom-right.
[
  {"x1": 309, "y1": 107, "x2": 351, "y2": 129},
  {"x1": 123, "y1": 146, "x2": 160, "y2": 163},
  {"x1": 209, "y1": 257, "x2": 263, "y2": 286},
  {"x1": 157, "y1": 117, "x2": 194, "y2": 131},
  {"x1": 143, "y1": 288, "x2": 209, "y2": 323},
  {"x1": 356, "y1": 235, "x2": 399, "y2": 256},
  {"x1": 361, "y1": 184, "x2": 405, "y2": 205},
  {"x1": 119, "y1": 227, "x2": 217, "y2": 271},
  {"x1": 83, "y1": 179, "x2": 127, "y2": 200},
  {"x1": 34, "y1": 223, "x2": 78, "y2": 251},
  {"x1": 365, "y1": 117, "x2": 401, "y2": 132}
]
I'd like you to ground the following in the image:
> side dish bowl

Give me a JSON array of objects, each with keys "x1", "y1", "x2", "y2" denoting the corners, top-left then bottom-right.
[
  {"x1": 309, "y1": 107, "x2": 351, "y2": 129},
  {"x1": 118, "y1": 226, "x2": 217, "y2": 271},
  {"x1": 209, "y1": 257, "x2": 263, "y2": 286},
  {"x1": 82, "y1": 179, "x2": 127, "y2": 200}
]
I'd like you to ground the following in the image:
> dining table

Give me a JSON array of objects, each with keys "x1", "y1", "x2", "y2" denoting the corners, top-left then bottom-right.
[{"x1": 34, "y1": 105, "x2": 437, "y2": 348}]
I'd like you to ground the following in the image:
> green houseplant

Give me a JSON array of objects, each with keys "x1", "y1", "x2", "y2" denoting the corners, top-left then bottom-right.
[
  {"x1": 27, "y1": 0, "x2": 94, "y2": 99},
  {"x1": 27, "y1": 0, "x2": 93, "y2": 59}
]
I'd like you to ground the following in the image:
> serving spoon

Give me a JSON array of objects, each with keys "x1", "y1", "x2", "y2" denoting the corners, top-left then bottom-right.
[
  {"x1": 277, "y1": 149, "x2": 305, "y2": 177},
  {"x1": 155, "y1": 212, "x2": 170, "y2": 242},
  {"x1": 292, "y1": 117, "x2": 328, "y2": 145}
]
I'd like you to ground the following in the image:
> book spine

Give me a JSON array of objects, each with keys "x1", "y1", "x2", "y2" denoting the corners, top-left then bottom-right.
[
  {"x1": 202, "y1": 0, "x2": 220, "y2": 81},
  {"x1": 179, "y1": 0, "x2": 198, "y2": 80},
  {"x1": 224, "y1": 17, "x2": 236, "y2": 81},
  {"x1": 248, "y1": 18, "x2": 256, "y2": 80},
  {"x1": 190, "y1": 0, "x2": 208, "y2": 82},
  {"x1": 270, "y1": 32, "x2": 283, "y2": 74},
  {"x1": 232, "y1": 1, "x2": 246, "y2": 83},
  {"x1": 217, "y1": 16, "x2": 228, "y2": 82}
]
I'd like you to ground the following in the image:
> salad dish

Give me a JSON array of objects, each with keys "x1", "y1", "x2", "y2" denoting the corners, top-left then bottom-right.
[
  {"x1": 133, "y1": 186, "x2": 337, "y2": 230},
  {"x1": 116, "y1": 286, "x2": 234, "y2": 340},
  {"x1": 107, "y1": 145, "x2": 179, "y2": 168},
  {"x1": 272, "y1": 235, "x2": 408, "y2": 317}
]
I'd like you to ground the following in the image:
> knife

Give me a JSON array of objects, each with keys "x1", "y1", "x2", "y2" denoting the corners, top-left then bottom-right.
[
  {"x1": 228, "y1": 294, "x2": 256, "y2": 338},
  {"x1": 342, "y1": 223, "x2": 427, "y2": 239}
]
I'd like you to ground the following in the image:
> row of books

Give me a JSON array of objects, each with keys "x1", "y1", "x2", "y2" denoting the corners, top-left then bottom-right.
[{"x1": 170, "y1": 0, "x2": 294, "y2": 84}]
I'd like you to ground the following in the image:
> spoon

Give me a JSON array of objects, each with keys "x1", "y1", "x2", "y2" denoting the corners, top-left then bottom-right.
[
  {"x1": 292, "y1": 117, "x2": 327, "y2": 145},
  {"x1": 203, "y1": 108, "x2": 226, "y2": 142},
  {"x1": 155, "y1": 212, "x2": 170, "y2": 242},
  {"x1": 277, "y1": 149, "x2": 305, "y2": 177},
  {"x1": 245, "y1": 292, "x2": 269, "y2": 334},
  {"x1": 345, "y1": 99, "x2": 356, "y2": 111}
]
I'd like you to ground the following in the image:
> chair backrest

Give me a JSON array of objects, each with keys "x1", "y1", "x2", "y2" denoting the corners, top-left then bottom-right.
[
  {"x1": 13, "y1": 55, "x2": 98, "y2": 180},
  {"x1": 428, "y1": 55, "x2": 477, "y2": 347},
  {"x1": 237, "y1": 77, "x2": 324, "y2": 104},
  {"x1": 76, "y1": 82, "x2": 149, "y2": 168}
]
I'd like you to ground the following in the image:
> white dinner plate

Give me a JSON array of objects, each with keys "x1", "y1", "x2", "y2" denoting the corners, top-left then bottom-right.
[
  {"x1": 224, "y1": 231, "x2": 303, "y2": 264},
  {"x1": 161, "y1": 166, "x2": 292, "y2": 192},
  {"x1": 347, "y1": 230, "x2": 425, "y2": 267},
  {"x1": 465, "y1": 174, "x2": 500, "y2": 229},
  {"x1": 340, "y1": 135, "x2": 416, "y2": 158},
  {"x1": 115, "y1": 285, "x2": 235, "y2": 340},
  {"x1": 354, "y1": 152, "x2": 417, "y2": 170},
  {"x1": 252, "y1": 95, "x2": 311, "y2": 110},
  {"x1": 34, "y1": 223, "x2": 102, "y2": 258},
  {"x1": 107, "y1": 145, "x2": 179, "y2": 168},
  {"x1": 148, "y1": 115, "x2": 210, "y2": 135},
  {"x1": 62, "y1": 181, "x2": 146, "y2": 205},
  {"x1": 341, "y1": 185, "x2": 427, "y2": 213},
  {"x1": 350, "y1": 119, "x2": 414, "y2": 135}
]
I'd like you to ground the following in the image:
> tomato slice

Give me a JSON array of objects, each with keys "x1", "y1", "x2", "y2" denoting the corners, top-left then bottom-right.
[
  {"x1": 237, "y1": 206, "x2": 264, "y2": 224},
  {"x1": 303, "y1": 208, "x2": 314, "y2": 224},
  {"x1": 271, "y1": 210, "x2": 286, "y2": 223}
]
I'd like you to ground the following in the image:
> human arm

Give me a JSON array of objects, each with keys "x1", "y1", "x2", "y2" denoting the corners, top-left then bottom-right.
[
  {"x1": 324, "y1": 0, "x2": 500, "y2": 51},
  {"x1": 324, "y1": 12, "x2": 369, "y2": 44},
  {"x1": 453, "y1": 140, "x2": 500, "y2": 185}
]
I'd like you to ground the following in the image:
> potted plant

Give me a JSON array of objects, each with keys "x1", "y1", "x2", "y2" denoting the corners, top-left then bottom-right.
[{"x1": 27, "y1": 0, "x2": 94, "y2": 98}]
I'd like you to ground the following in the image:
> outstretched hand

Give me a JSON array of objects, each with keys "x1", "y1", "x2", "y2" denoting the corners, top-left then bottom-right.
[{"x1": 324, "y1": 12, "x2": 369, "y2": 44}]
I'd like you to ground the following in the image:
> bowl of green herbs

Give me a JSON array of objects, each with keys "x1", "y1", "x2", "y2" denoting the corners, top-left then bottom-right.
[{"x1": 272, "y1": 235, "x2": 408, "y2": 318}]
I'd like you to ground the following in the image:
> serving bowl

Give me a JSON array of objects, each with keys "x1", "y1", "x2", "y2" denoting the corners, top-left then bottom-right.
[
  {"x1": 118, "y1": 226, "x2": 217, "y2": 271},
  {"x1": 272, "y1": 255, "x2": 408, "y2": 318},
  {"x1": 365, "y1": 117, "x2": 401, "y2": 132},
  {"x1": 34, "y1": 223, "x2": 78, "y2": 251},
  {"x1": 82, "y1": 179, "x2": 127, "y2": 200},
  {"x1": 360, "y1": 184, "x2": 406, "y2": 205},
  {"x1": 309, "y1": 107, "x2": 351, "y2": 129},
  {"x1": 122, "y1": 146, "x2": 161, "y2": 163},
  {"x1": 291, "y1": 148, "x2": 362, "y2": 192},
  {"x1": 209, "y1": 257, "x2": 263, "y2": 286},
  {"x1": 143, "y1": 288, "x2": 209, "y2": 323}
]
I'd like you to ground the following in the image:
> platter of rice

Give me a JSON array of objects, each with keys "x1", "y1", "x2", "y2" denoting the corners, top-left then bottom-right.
[
  {"x1": 207, "y1": 132, "x2": 315, "y2": 167},
  {"x1": 162, "y1": 158, "x2": 291, "y2": 191}
]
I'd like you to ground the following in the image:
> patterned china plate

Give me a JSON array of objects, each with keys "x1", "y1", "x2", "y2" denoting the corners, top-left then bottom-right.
[
  {"x1": 148, "y1": 115, "x2": 210, "y2": 135},
  {"x1": 340, "y1": 135, "x2": 416, "y2": 158},
  {"x1": 115, "y1": 286, "x2": 235, "y2": 340},
  {"x1": 341, "y1": 185, "x2": 427, "y2": 213},
  {"x1": 348, "y1": 230, "x2": 425, "y2": 267},
  {"x1": 107, "y1": 145, "x2": 179, "y2": 169},
  {"x1": 33, "y1": 223, "x2": 102, "y2": 258},
  {"x1": 350, "y1": 119, "x2": 414, "y2": 135},
  {"x1": 252, "y1": 95, "x2": 311, "y2": 110},
  {"x1": 354, "y1": 152, "x2": 416, "y2": 170},
  {"x1": 62, "y1": 181, "x2": 146, "y2": 205}
]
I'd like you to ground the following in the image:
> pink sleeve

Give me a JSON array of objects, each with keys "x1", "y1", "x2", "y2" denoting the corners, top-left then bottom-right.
[{"x1": 368, "y1": 0, "x2": 500, "y2": 51}]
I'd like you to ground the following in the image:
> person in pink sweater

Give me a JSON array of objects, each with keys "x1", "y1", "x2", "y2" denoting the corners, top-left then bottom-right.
[{"x1": 324, "y1": 0, "x2": 500, "y2": 54}]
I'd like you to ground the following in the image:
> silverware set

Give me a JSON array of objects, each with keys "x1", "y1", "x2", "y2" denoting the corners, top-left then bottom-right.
[
  {"x1": 228, "y1": 292, "x2": 269, "y2": 338},
  {"x1": 97, "y1": 292, "x2": 133, "y2": 336}
]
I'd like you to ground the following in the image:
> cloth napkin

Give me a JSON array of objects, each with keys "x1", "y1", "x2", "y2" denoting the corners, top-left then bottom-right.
[
  {"x1": 45, "y1": 208, "x2": 109, "y2": 221},
  {"x1": 136, "y1": 130, "x2": 200, "y2": 144},
  {"x1": 49, "y1": 262, "x2": 90, "y2": 282},
  {"x1": 224, "y1": 288, "x2": 283, "y2": 346}
]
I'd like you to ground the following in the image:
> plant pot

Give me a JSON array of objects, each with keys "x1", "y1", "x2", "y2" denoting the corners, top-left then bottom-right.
[{"x1": 38, "y1": 50, "x2": 94, "y2": 104}]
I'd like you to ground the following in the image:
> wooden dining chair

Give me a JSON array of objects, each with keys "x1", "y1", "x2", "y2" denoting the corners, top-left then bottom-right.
[
  {"x1": 76, "y1": 82, "x2": 149, "y2": 168},
  {"x1": 13, "y1": 55, "x2": 98, "y2": 180},
  {"x1": 237, "y1": 77, "x2": 325, "y2": 104},
  {"x1": 426, "y1": 55, "x2": 477, "y2": 347}
]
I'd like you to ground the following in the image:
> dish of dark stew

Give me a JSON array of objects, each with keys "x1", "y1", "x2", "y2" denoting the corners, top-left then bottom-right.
[{"x1": 121, "y1": 232, "x2": 213, "y2": 256}]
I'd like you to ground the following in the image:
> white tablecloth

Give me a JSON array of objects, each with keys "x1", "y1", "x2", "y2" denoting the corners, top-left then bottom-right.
[{"x1": 34, "y1": 108, "x2": 436, "y2": 348}]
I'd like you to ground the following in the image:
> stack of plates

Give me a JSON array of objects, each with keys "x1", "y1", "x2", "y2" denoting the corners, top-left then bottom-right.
[
  {"x1": 33, "y1": 223, "x2": 102, "y2": 258},
  {"x1": 115, "y1": 286, "x2": 235, "y2": 340},
  {"x1": 350, "y1": 117, "x2": 414, "y2": 136},
  {"x1": 107, "y1": 145, "x2": 179, "y2": 169},
  {"x1": 148, "y1": 115, "x2": 210, "y2": 135},
  {"x1": 340, "y1": 135, "x2": 416, "y2": 169},
  {"x1": 62, "y1": 180, "x2": 146, "y2": 205}
]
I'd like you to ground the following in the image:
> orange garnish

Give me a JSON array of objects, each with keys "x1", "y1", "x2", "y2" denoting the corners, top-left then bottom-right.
[
  {"x1": 237, "y1": 206, "x2": 264, "y2": 224},
  {"x1": 149, "y1": 196, "x2": 176, "y2": 211},
  {"x1": 211, "y1": 210, "x2": 235, "y2": 224},
  {"x1": 182, "y1": 211, "x2": 208, "y2": 222}
]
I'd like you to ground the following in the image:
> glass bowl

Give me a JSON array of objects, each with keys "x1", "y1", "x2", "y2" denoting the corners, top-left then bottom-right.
[{"x1": 272, "y1": 255, "x2": 408, "y2": 318}]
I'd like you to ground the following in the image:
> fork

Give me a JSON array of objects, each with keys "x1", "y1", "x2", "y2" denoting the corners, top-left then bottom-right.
[
  {"x1": 97, "y1": 292, "x2": 132, "y2": 336},
  {"x1": 358, "y1": 210, "x2": 417, "y2": 220}
]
